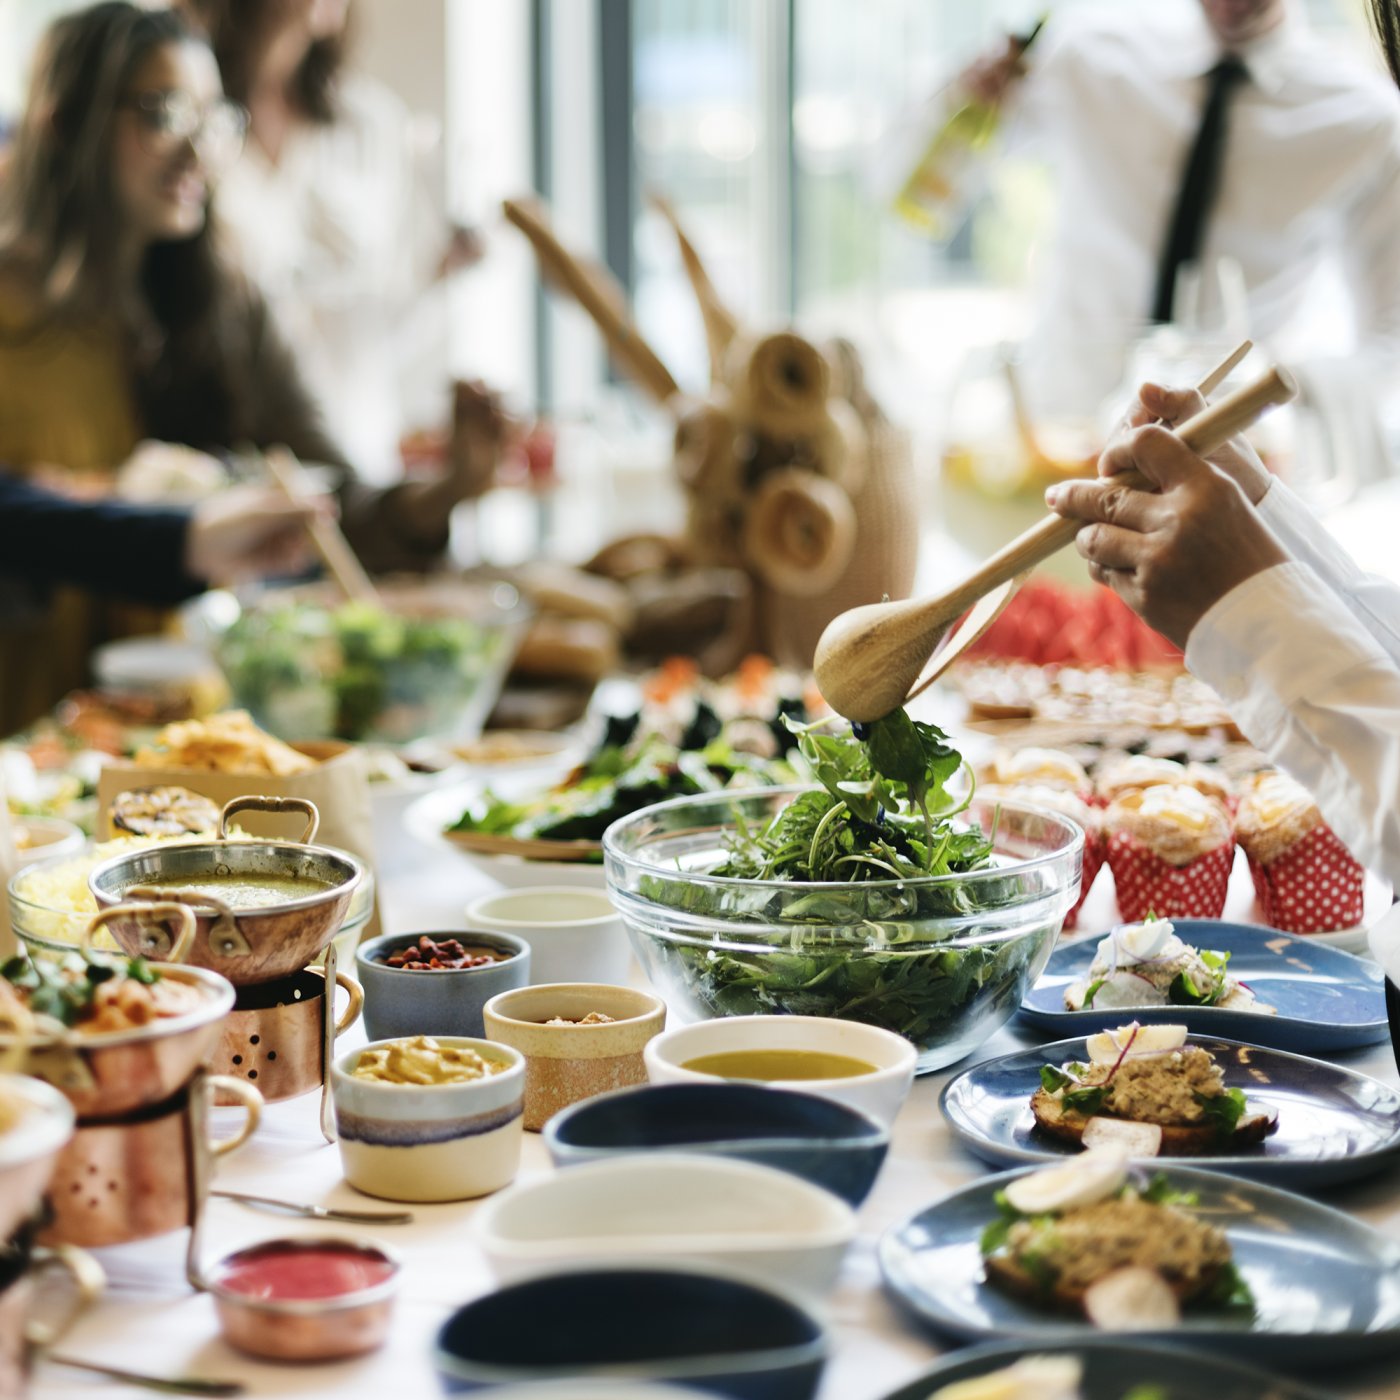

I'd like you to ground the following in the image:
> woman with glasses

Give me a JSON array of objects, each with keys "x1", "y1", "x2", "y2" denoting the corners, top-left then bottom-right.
[
  {"x1": 185, "y1": 0, "x2": 487, "y2": 485},
  {"x1": 0, "y1": 2, "x2": 500, "y2": 730}
]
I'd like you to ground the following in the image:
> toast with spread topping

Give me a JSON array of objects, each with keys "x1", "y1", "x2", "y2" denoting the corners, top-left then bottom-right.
[{"x1": 1030, "y1": 1022, "x2": 1276, "y2": 1157}]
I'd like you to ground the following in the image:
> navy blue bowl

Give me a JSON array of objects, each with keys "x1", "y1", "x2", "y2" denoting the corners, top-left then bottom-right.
[
  {"x1": 543, "y1": 1083, "x2": 889, "y2": 1207},
  {"x1": 434, "y1": 1268, "x2": 827, "y2": 1398}
]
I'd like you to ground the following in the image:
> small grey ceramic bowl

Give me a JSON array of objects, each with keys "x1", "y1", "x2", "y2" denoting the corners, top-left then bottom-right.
[{"x1": 356, "y1": 931, "x2": 531, "y2": 1042}]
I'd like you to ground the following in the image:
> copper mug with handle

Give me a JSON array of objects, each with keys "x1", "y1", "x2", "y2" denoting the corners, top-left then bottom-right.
[
  {"x1": 0, "y1": 1236, "x2": 103, "y2": 1400},
  {"x1": 39, "y1": 1069, "x2": 261, "y2": 1250}
]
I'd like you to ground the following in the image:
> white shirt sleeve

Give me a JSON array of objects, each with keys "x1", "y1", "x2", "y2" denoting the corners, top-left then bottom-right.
[
  {"x1": 1185, "y1": 561, "x2": 1400, "y2": 893},
  {"x1": 1255, "y1": 478, "x2": 1400, "y2": 666}
]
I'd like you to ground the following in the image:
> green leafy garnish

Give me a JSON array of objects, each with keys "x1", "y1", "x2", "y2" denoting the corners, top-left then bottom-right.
[
  {"x1": 1169, "y1": 948, "x2": 1231, "y2": 1006},
  {"x1": 1063, "y1": 1084, "x2": 1110, "y2": 1115},
  {"x1": 1040, "y1": 1064, "x2": 1076, "y2": 1092},
  {"x1": 1079, "y1": 975, "x2": 1107, "y2": 1009},
  {"x1": 1196, "y1": 1086, "x2": 1248, "y2": 1140},
  {"x1": 979, "y1": 1190, "x2": 1021, "y2": 1255},
  {"x1": 1203, "y1": 1259, "x2": 1256, "y2": 1312},
  {"x1": 1138, "y1": 1173, "x2": 1199, "y2": 1207}
]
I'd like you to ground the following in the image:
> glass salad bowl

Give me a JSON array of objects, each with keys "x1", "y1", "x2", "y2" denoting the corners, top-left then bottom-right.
[
  {"x1": 186, "y1": 578, "x2": 532, "y2": 744},
  {"x1": 604, "y1": 789, "x2": 1083, "y2": 1072}
]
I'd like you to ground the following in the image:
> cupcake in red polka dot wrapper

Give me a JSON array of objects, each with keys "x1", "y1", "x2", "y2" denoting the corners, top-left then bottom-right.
[
  {"x1": 1236, "y1": 771, "x2": 1366, "y2": 935},
  {"x1": 1105, "y1": 784, "x2": 1235, "y2": 923},
  {"x1": 1095, "y1": 755, "x2": 1235, "y2": 811},
  {"x1": 982, "y1": 781, "x2": 1104, "y2": 930},
  {"x1": 980, "y1": 747, "x2": 1090, "y2": 793}
]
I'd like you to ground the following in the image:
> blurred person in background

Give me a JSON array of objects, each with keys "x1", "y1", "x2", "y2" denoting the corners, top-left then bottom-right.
[
  {"x1": 0, "y1": 2, "x2": 507, "y2": 729},
  {"x1": 921, "y1": 0, "x2": 1400, "y2": 455},
  {"x1": 0, "y1": 478, "x2": 329, "y2": 604},
  {"x1": 185, "y1": 0, "x2": 487, "y2": 485}
]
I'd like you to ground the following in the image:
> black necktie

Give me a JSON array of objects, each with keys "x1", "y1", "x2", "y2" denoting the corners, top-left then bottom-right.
[{"x1": 1150, "y1": 55, "x2": 1249, "y2": 324}]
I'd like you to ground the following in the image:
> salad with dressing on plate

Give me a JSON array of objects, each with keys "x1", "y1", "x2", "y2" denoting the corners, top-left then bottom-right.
[{"x1": 1064, "y1": 918, "x2": 1274, "y2": 1015}]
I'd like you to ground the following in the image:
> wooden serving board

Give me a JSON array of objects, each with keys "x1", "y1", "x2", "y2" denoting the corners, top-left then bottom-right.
[{"x1": 441, "y1": 829, "x2": 604, "y2": 863}]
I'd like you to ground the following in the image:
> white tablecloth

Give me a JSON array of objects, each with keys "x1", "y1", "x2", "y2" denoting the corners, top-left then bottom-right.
[{"x1": 30, "y1": 838, "x2": 1400, "y2": 1400}]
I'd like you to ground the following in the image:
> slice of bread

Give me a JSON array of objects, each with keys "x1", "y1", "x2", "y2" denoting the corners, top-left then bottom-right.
[
  {"x1": 985, "y1": 1252, "x2": 1224, "y2": 1314},
  {"x1": 1029, "y1": 1087, "x2": 1272, "y2": 1155}
]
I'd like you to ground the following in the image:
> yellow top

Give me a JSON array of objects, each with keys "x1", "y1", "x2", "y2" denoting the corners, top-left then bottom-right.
[
  {"x1": 0, "y1": 283, "x2": 141, "y2": 478},
  {"x1": 0, "y1": 280, "x2": 162, "y2": 733}
]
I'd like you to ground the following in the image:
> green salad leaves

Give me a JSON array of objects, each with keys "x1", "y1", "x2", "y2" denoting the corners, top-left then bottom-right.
[
  {"x1": 636, "y1": 714, "x2": 1060, "y2": 1052},
  {"x1": 450, "y1": 709, "x2": 807, "y2": 851},
  {"x1": 713, "y1": 711, "x2": 989, "y2": 885}
]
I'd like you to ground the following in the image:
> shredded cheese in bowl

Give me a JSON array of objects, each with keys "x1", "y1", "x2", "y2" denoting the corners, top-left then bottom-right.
[{"x1": 9, "y1": 833, "x2": 246, "y2": 953}]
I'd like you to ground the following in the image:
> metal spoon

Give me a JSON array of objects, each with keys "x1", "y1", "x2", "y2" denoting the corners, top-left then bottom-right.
[
  {"x1": 210, "y1": 1189, "x2": 414, "y2": 1225},
  {"x1": 47, "y1": 1355, "x2": 245, "y2": 1397}
]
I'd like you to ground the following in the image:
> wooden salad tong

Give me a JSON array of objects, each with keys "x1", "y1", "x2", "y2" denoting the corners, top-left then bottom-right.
[{"x1": 814, "y1": 359, "x2": 1295, "y2": 722}]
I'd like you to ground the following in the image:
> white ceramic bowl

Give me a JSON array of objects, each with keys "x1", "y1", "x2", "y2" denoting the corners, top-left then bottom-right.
[
  {"x1": 402, "y1": 784, "x2": 608, "y2": 891},
  {"x1": 476, "y1": 1154, "x2": 855, "y2": 1297},
  {"x1": 0, "y1": 1073, "x2": 76, "y2": 1243},
  {"x1": 466, "y1": 887, "x2": 632, "y2": 986},
  {"x1": 330, "y1": 1037, "x2": 526, "y2": 1202},
  {"x1": 12, "y1": 817, "x2": 85, "y2": 868},
  {"x1": 643, "y1": 1015, "x2": 918, "y2": 1129}
]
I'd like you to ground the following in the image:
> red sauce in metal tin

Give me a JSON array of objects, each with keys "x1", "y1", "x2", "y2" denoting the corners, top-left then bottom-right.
[{"x1": 216, "y1": 1243, "x2": 395, "y2": 1301}]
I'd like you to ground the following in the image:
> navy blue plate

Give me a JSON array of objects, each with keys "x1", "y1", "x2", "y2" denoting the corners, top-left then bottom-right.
[
  {"x1": 880, "y1": 1164, "x2": 1400, "y2": 1365},
  {"x1": 1020, "y1": 920, "x2": 1388, "y2": 1051},
  {"x1": 879, "y1": 1338, "x2": 1327, "y2": 1400},
  {"x1": 940, "y1": 1034, "x2": 1400, "y2": 1187}
]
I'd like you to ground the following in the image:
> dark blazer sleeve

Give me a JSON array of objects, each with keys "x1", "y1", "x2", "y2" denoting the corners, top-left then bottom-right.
[{"x1": 0, "y1": 477, "x2": 204, "y2": 606}]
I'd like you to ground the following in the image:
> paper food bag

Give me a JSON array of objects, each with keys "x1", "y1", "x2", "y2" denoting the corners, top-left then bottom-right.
[{"x1": 96, "y1": 740, "x2": 382, "y2": 940}]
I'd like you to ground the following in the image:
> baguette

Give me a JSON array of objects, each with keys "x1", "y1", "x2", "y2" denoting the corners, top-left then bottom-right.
[{"x1": 1030, "y1": 1086, "x2": 1272, "y2": 1156}]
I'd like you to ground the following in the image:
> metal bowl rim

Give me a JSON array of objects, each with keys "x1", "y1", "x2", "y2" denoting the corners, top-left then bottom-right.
[{"x1": 86, "y1": 841, "x2": 365, "y2": 917}]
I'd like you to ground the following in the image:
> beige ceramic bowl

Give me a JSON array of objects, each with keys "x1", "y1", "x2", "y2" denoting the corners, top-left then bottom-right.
[
  {"x1": 482, "y1": 985, "x2": 666, "y2": 1131},
  {"x1": 330, "y1": 1038, "x2": 526, "y2": 1202}
]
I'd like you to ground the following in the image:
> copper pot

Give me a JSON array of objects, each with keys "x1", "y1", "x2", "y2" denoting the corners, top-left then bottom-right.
[
  {"x1": 40, "y1": 1072, "x2": 260, "y2": 1249},
  {"x1": 4, "y1": 906, "x2": 235, "y2": 1120},
  {"x1": 212, "y1": 963, "x2": 362, "y2": 1105},
  {"x1": 87, "y1": 797, "x2": 363, "y2": 985}
]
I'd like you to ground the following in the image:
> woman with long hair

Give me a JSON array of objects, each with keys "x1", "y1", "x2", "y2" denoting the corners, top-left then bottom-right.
[
  {"x1": 183, "y1": 0, "x2": 484, "y2": 483},
  {"x1": 0, "y1": 2, "x2": 499, "y2": 728},
  {"x1": 1048, "y1": 1, "x2": 1400, "y2": 999}
]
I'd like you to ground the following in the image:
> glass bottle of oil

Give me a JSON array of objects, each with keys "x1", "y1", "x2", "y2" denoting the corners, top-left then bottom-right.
[{"x1": 893, "y1": 16, "x2": 1046, "y2": 239}]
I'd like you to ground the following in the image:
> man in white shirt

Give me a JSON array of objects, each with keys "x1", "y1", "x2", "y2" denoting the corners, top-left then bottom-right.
[{"x1": 962, "y1": 0, "x2": 1400, "y2": 421}]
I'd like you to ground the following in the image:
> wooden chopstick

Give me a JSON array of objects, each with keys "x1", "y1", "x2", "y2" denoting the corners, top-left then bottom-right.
[{"x1": 261, "y1": 447, "x2": 381, "y2": 605}]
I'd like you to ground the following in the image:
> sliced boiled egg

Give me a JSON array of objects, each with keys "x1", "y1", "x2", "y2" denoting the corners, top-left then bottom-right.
[
  {"x1": 1003, "y1": 1147, "x2": 1128, "y2": 1215},
  {"x1": 1111, "y1": 919, "x2": 1180, "y2": 964},
  {"x1": 1083, "y1": 1266, "x2": 1181, "y2": 1331},
  {"x1": 1085, "y1": 1023, "x2": 1187, "y2": 1063},
  {"x1": 932, "y1": 1355, "x2": 1084, "y2": 1400}
]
